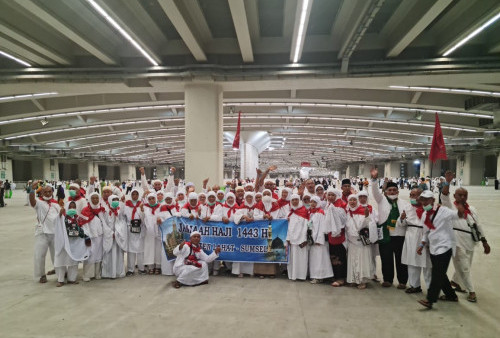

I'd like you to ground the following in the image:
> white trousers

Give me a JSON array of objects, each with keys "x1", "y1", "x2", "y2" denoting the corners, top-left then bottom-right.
[
  {"x1": 34, "y1": 233, "x2": 55, "y2": 280},
  {"x1": 56, "y1": 265, "x2": 78, "y2": 282},
  {"x1": 127, "y1": 252, "x2": 144, "y2": 272},
  {"x1": 408, "y1": 265, "x2": 432, "y2": 289},
  {"x1": 452, "y1": 246, "x2": 475, "y2": 292},
  {"x1": 83, "y1": 262, "x2": 101, "y2": 280}
]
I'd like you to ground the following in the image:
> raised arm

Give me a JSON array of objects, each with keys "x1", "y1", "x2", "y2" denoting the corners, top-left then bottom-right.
[
  {"x1": 369, "y1": 168, "x2": 384, "y2": 203},
  {"x1": 139, "y1": 167, "x2": 148, "y2": 190},
  {"x1": 165, "y1": 167, "x2": 176, "y2": 193}
]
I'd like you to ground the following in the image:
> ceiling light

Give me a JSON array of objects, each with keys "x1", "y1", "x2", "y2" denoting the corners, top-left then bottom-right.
[
  {"x1": 292, "y1": 0, "x2": 311, "y2": 63},
  {"x1": 443, "y1": 11, "x2": 500, "y2": 56},
  {"x1": 0, "y1": 50, "x2": 31, "y2": 67},
  {"x1": 390, "y1": 85, "x2": 500, "y2": 97},
  {"x1": 0, "y1": 92, "x2": 58, "y2": 102},
  {"x1": 415, "y1": 112, "x2": 423, "y2": 121},
  {"x1": 40, "y1": 118, "x2": 48, "y2": 126},
  {"x1": 85, "y1": 0, "x2": 159, "y2": 66}
]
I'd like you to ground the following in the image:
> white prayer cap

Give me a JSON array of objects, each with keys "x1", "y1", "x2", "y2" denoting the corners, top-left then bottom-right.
[
  {"x1": 164, "y1": 192, "x2": 174, "y2": 199},
  {"x1": 348, "y1": 194, "x2": 358, "y2": 201},
  {"x1": 255, "y1": 192, "x2": 263, "y2": 197},
  {"x1": 44, "y1": 183, "x2": 53, "y2": 189},
  {"x1": 357, "y1": 191, "x2": 368, "y2": 198},
  {"x1": 225, "y1": 192, "x2": 235, "y2": 200},
  {"x1": 87, "y1": 192, "x2": 100, "y2": 202},
  {"x1": 185, "y1": 182, "x2": 194, "y2": 187},
  {"x1": 420, "y1": 190, "x2": 434, "y2": 199},
  {"x1": 131, "y1": 188, "x2": 140, "y2": 195},
  {"x1": 311, "y1": 196, "x2": 321, "y2": 204},
  {"x1": 315, "y1": 184, "x2": 325, "y2": 191},
  {"x1": 190, "y1": 231, "x2": 201, "y2": 237},
  {"x1": 102, "y1": 186, "x2": 113, "y2": 192},
  {"x1": 262, "y1": 189, "x2": 272, "y2": 195},
  {"x1": 152, "y1": 179, "x2": 162, "y2": 185},
  {"x1": 235, "y1": 186, "x2": 244, "y2": 191},
  {"x1": 327, "y1": 188, "x2": 342, "y2": 198},
  {"x1": 156, "y1": 190, "x2": 165, "y2": 197},
  {"x1": 69, "y1": 183, "x2": 80, "y2": 190},
  {"x1": 188, "y1": 192, "x2": 198, "y2": 200},
  {"x1": 176, "y1": 189, "x2": 186, "y2": 197},
  {"x1": 207, "y1": 191, "x2": 216, "y2": 198},
  {"x1": 198, "y1": 192, "x2": 206, "y2": 196},
  {"x1": 112, "y1": 187, "x2": 122, "y2": 196},
  {"x1": 108, "y1": 194, "x2": 119, "y2": 205},
  {"x1": 217, "y1": 190, "x2": 225, "y2": 195},
  {"x1": 147, "y1": 192, "x2": 157, "y2": 200},
  {"x1": 291, "y1": 193, "x2": 300, "y2": 200},
  {"x1": 244, "y1": 191, "x2": 255, "y2": 198}
]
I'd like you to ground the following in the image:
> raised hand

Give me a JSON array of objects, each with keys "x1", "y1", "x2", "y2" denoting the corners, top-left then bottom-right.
[
  {"x1": 445, "y1": 170, "x2": 454, "y2": 183},
  {"x1": 268, "y1": 165, "x2": 277, "y2": 171},
  {"x1": 370, "y1": 168, "x2": 378, "y2": 179},
  {"x1": 179, "y1": 241, "x2": 186, "y2": 249},
  {"x1": 214, "y1": 246, "x2": 221, "y2": 254},
  {"x1": 400, "y1": 211, "x2": 406, "y2": 221},
  {"x1": 364, "y1": 207, "x2": 370, "y2": 218},
  {"x1": 139, "y1": 167, "x2": 145, "y2": 175}
]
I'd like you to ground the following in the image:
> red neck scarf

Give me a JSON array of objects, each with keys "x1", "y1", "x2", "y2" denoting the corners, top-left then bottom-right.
[
  {"x1": 334, "y1": 199, "x2": 347, "y2": 208},
  {"x1": 288, "y1": 206, "x2": 309, "y2": 220},
  {"x1": 256, "y1": 201, "x2": 280, "y2": 216},
  {"x1": 68, "y1": 195, "x2": 82, "y2": 202},
  {"x1": 125, "y1": 200, "x2": 142, "y2": 219},
  {"x1": 38, "y1": 197, "x2": 58, "y2": 204},
  {"x1": 160, "y1": 204, "x2": 177, "y2": 214},
  {"x1": 223, "y1": 203, "x2": 239, "y2": 218},
  {"x1": 109, "y1": 207, "x2": 119, "y2": 216},
  {"x1": 79, "y1": 203, "x2": 105, "y2": 226},
  {"x1": 309, "y1": 207, "x2": 325, "y2": 216},
  {"x1": 454, "y1": 201, "x2": 472, "y2": 219},
  {"x1": 424, "y1": 207, "x2": 437, "y2": 230},
  {"x1": 207, "y1": 203, "x2": 216, "y2": 214},
  {"x1": 185, "y1": 242, "x2": 202, "y2": 268},
  {"x1": 348, "y1": 206, "x2": 365, "y2": 218},
  {"x1": 277, "y1": 198, "x2": 289, "y2": 208},
  {"x1": 145, "y1": 203, "x2": 160, "y2": 215},
  {"x1": 183, "y1": 202, "x2": 200, "y2": 213},
  {"x1": 413, "y1": 204, "x2": 425, "y2": 219}
]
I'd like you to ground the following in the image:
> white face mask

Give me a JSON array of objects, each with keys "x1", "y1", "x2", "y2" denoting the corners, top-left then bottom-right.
[
  {"x1": 262, "y1": 196, "x2": 272, "y2": 203},
  {"x1": 387, "y1": 194, "x2": 398, "y2": 200},
  {"x1": 42, "y1": 195, "x2": 52, "y2": 201}
]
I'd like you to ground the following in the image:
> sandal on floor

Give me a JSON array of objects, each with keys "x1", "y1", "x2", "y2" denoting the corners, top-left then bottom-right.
[
  {"x1": 148, "y1": 269, "x2": 154, "y2": 275},
  {"x1": 331, "y1": 281, "x2": 344, "y2": 287},
  {"x1": 357, "y1": 284, "x2": 367, "y2": 290},
  {"x1": 418, "y1": 299, "x2": 433, "y2": 309},
  {"x1": 155, "y1": 269, "x2": 161, "y2": 275},
  {"x1": 67, "y1": 281, "x2": 79, "y2": 285},
  {"x1": 451, "y1": 281, "x2": 467, "y2": 293},
  {"x1": 56, "y1": 282, "x2": 64, "y2": 287},
  {"x1": 47, "y1": 269, "x2": 56, "y2": 275},
  {"x1": 439, "y1": 295, "x2": 458, "y2": 302},
  {"x1": 467, "y1": 294, "x2": 477, "y2": 303},
  {"x1": 172, "y1": 281, "x2": 181, "y2": 289},
  {"x1": 405, "y1": 287, "x2": 422, "y2": 294},
  {"x1": 39, "y1": 275, "x2": 47, "y2": 283}
]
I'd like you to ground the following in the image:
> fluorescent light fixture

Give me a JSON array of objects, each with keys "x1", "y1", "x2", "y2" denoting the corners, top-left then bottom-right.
[
  {"x1": 389, "y1": 85, "x2": 500, "y2": 97},
  {"x1": 0, "y1": 50, "x2": 31, "y2": 67},
  {"x1": 292, "y1": 0, "x2": 311, "y2": 63},
  {"x1": 0, "y1": 92, "x2": 58, "y2": 102},
  {"x1": 443, "y1": 12, "x2": 500, "y2": 56},
  {"x1": 86, "y1": 0, "x2": 159, "y2": 66},
  {"x1": 413, "y1": 160, "x2": 420, "y2": 164}
]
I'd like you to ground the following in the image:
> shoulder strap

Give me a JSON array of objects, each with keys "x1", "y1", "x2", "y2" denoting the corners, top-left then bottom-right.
[{"x1": 431, "y1": 206, "x2": 440, "y2": 223}]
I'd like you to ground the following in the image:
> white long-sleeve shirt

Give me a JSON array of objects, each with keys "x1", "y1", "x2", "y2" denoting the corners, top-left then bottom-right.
[
  {"x1": 422, "y1": 206, "x2": 459, "y2": 255},
  {"x1": 370, "y1": 180, "x2": 408, "y2": 237}
]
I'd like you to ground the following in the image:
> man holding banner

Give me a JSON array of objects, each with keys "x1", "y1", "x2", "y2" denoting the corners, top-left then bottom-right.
[{"x1": 172, "y1": 231, "x2": 220, "y2": 288}]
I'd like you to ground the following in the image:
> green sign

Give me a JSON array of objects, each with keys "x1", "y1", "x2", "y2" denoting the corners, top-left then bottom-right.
[{"x1": 0, "y1": 171, "x2": 5, "y2": 179}]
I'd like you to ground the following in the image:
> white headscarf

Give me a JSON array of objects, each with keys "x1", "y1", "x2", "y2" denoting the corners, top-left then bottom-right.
[
  {"x1": 88, "y1": 192, "x2": 101, "y2": 209},
  {"x1": 108, "y1": 194, "x2": 119, "y2": 206},
  {"x1": 347, "y1": 194, "x2": 358, "y2": 211},
  {"x1": 164, "y1": 192, "x2": 175, "y2": 206},
  {"x1": 225, "y1": 192, "x2": 236, "y2": 207},
  {"x1": 244, "y1": 191, "x2": 255, "y2": 208},
  {"x1": 290, "y1": 194, "x2": 302, "y2": 209}
]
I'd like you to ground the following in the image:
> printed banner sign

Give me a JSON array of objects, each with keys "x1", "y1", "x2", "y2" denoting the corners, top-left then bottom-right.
[{"x1": 160, "y1": 217, "x2": 289, "y2": 263}]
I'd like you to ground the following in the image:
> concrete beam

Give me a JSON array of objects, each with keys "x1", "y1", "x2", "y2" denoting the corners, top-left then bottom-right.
[
  {"x1": 387, "y1": 0, "x2": 454, "y2": 57},
  {"x1": 411, "y1": 91, "x2": 422, "y2": 104},
  {"x1": 157, "y1": 0, "x2": 207, "y2": 61},
  {"x1": 0, "y1": 35, "x2": 54, "y2": 66},
  {"x1": 229, "y1": 0, "x2": 254, "y2": 63}
]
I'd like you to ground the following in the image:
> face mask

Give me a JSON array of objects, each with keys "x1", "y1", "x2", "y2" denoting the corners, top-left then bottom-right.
[
  {"x1": 410, "y1": 199, "x2": 418, "y2": 205},
  {"x1": 387, "y1": 194, "x2": 398, "y2": 200},
  {"x1": 158, "y1": 199, "x2": 164, "y2": 203},
  {"x1": 69, "y1": 190, "x2": 76, "y2": 197},
  {"x1": 66, "y1": 209, "x2": 77, "y2": 217},
  {"x1": 262, "y1": 196, "x2": 272, "y2": 203},
  {"x1": 423, "y1": 204, "x2": 433, "y2": 211},
  {"x1": 111, "y1": 201, "x2": 120, "y2": 208},
  {"x1": 43, "y1": 195, "x2": 52, "y2": 201},
  {"x1": 207, "y1": 201, "x2": 215, "y2": 206},
  {"x1": 304, "y1": 203, "x2": 310, "y2": 209},
  {"x1": 149, "y1": 203, "x2": 158, "y2": 207}
]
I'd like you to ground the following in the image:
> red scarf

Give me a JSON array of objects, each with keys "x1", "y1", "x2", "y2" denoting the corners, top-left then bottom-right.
[
  {"x1": 182, "y1": 202, "x2": 200, "y2": 214},
  {"x1": 79, "y1": 203, "x2": 105, "y2": 226},
  {"x1": 413, "y1": 204, "x2": 424, "y2": 219},
  {"x1": 185, "y1": 242, "x2": 202, "y2": 268},
  {"x1": 145, "y1": 203, "x2": 160, "y2": 215},
  {"x1": 68, "y1": 195, "x2": 82, "y2": 202},
  {"x1": 206, "y1": 203, "x2": 217, "y2": 215},
  {"x1": 424, "y1": 208, "x2": 437, "y2": 230},
  {"x1": 288, "y1": 206, "x2": 309, "y2": 220},
  {"x1": 309, "y1": 207, "x2": 325, "y2": 216},
  {"x1": 454, "y1": 201, "x2": 472, "y2": 219},
  {"x1": 329, "y1": 199, "x2": 347, "y2": 245},
  {"x1": 277, "y1": 198, "x2": 289, "y2": 208},
  {"x1": 79, "y1": 187, "x2": 86, "y2": 198},
  {"x1": 255, "y1": 201, "x2": 280, "y2": 216},
  {"x1": 272, "y1": 192, "x2": 279, "y2": 200},
  {"x1": 334, "y1": 199, "x2": 347, "y2": 209},
  {"x1": 38, "y1": 197, "x2": 58, "y2": 204},
  {"x1": 109, "y1": 207, "x2": 119, "y2": 216},
  {"x1": 235, "y1": 198, "x2": 244, "y2": 207},
  {"x1": 348, "y1": 206, "x2": 366, "y2": 217},
  {"x1": 160, "y1": 204, "x2": 177, "y2": 215},
  {"x1": 223, "y1": 203, "x2": 239, "y2": 218},
  {"x1": 125, "y1": 200, "x2": 142, "y2": 219}
]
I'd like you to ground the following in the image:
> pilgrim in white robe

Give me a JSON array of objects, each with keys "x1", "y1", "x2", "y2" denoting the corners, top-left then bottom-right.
[
  {"x1": 173, "y1": 243, "x2": 219, "y2": 285},
  {"x1": 233, "y1": 205, "x2": 257, "y2": 276},
  {"x1": 286, "y1": 207, "x2": 309, "y2": 281},
  {"x1": 142, "y1": 204, "x2": 162, "y2": 270},
  {"x1": 79, "y1": 205, "x2": 105, "y2": 281},
  {"x1": 308, "y1": 209, "x2": 333, "y2": 279},
  {"x1": 253, "y1": 200, "x2": 282, "y2": 276},
  {"x1": 123, "y1": 200, "x2": 145, "y2": 273},
  {"x1": 54, "y1": 214, "x2": 90, "y2": 282},
  {"x1": 102, "y1": 204, "x2": 127, "y2": 279}
]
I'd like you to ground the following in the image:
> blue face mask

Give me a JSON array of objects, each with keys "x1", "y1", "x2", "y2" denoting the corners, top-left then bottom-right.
[
  {"x1": 66, "y1": 209, "x2": 77, "y2": 217},
  {"x1": 149, "y1": 203, "x2": 158, "y2": 207},
  {"x1": 423, "y1": 204, "x2": 433, "y2": 211},
  {"x1": 410, "y1": 199, "x2": 418, "y2": 205},
  {"x1": 304, "y1": 203, "x2": 310, "y2": 209},
  {"x1": 111, "y1": 201, "x2": 120, "y2": 208},
  {"x1": 69, "y1": 190, "x2": 77, "y2": 197}
]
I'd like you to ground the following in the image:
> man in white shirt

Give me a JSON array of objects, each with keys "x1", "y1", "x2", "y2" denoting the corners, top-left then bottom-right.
[
  {"x1": 440, "y1": 171, "x2": 490, "y2": 303},
  {"x1": 417, "y1": 190, "x2": 464, "y2": 309},
  {"x1": 29, "y1": 181, "x2": 61, "y2": 283}
]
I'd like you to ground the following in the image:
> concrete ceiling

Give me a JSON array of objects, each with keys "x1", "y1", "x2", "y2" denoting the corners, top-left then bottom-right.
[{"x1": 0, "y1": 0, "x2": 499, "y2": 171}]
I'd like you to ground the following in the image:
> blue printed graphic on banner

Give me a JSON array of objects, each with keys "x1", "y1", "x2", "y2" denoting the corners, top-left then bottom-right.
[{"x1": 160, "y1": 217, "x2": 288, "y2": 263}]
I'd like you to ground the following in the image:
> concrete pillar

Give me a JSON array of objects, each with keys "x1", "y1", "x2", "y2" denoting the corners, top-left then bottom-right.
[
  {"x1": 345, "y1": 166, "x2": 351, "y2": 178},
  {"x1": 421, "y1": 159, "x2": 431, "y2": 178},
  {"x1": 185, "y1": 83, "x2": 223, "y2": 188},
  {"x1": 41, "y1": 159, "x2": 59, "y2": 181},
  {"x1": 120, "y1": 164, "x2": 137, "y2": 181},
  {"x1": 497, "y1": 154, "x2": 500, "y2": 179},
  {"x1": 461, "y1": 152, "x2": 485, "y2": 185},
  {"x1": 0, "y1": 158, "x2": 13, "y2": 182}
]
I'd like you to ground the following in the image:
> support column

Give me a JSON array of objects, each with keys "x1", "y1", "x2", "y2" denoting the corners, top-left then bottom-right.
[
  {"x1": 345, "y1": 165, "x2": 351, "y2": 178},
  {"x1": 0, "y1": 158, "x2": 13, "y2": 182},
  {"x1": 42, "y1": 159, "x2": 59, "y2": 181},
  {"x1": 461, "y1": 152, "x2": 485, "y2": 185},
  {"x1": 497, "y1": 153, "x2": 500, "y2": 179},
  {"x1": 120, "y1": 164, "x2": 137, "y2": 181},
  {"x1": 185, "y1": 84, "x2": 223, "y2": 189},
  {"x1": 239, "y1": 131, "x2": 270, "y2": 180}
]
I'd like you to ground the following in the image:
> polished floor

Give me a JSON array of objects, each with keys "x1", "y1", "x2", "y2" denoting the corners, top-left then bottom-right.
[{"x1": 0, "y1": 186, "x2": 499, "y2": 338}]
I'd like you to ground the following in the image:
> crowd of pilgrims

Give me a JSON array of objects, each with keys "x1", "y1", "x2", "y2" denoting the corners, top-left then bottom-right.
[{"x1": 29, "y1": 166, "x2": 490, "y2": 309}]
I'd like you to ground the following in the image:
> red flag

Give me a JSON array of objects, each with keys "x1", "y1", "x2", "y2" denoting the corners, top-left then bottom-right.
[
  {"x1": 232, "y1": 111, "x2": 241, "y2": 150},
  {"x1": 429, "y1": 113, "x2": 447, "y2": 163}
]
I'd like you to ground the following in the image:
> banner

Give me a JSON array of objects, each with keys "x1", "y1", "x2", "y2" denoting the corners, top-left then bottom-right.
[{"x1": 160, "y1": 217, "x2": 289, "y2": 263}]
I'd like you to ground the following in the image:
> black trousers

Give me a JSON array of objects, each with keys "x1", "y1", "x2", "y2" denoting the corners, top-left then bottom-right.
[
  {"x1": 378, "y1": 236, "x2": 408, "y2": 284},
  {"x1": 329, "y1": 244, "x2": 347, "y2": 280},
  {"x1": 427, "y1": 249, "x2": 456, "y2": 303},
  {"x1": 0, "y1": 187, "x2": 4, "y2": 207}
]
